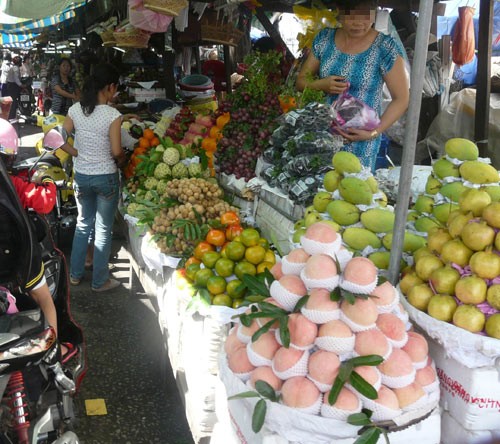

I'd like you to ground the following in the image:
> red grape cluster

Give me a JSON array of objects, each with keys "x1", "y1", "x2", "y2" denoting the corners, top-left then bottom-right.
[{"x1": 217, "y1": 94, "x2": 281, "y2": 181}]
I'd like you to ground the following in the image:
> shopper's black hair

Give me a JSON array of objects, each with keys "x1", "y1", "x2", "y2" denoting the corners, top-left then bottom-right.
[
  {"x1": 80, "y1": 63, "x2": 119, "y2": 116},
  {"x1": 336, "y1": 0, "x2": 378, "y2": 11},
  {"x1": 57, "y1": 57, "x2": 73, "y2": 69}
]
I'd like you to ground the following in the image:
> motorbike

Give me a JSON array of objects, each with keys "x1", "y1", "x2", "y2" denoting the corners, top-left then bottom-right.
[
  {"x1": 0, "y1": 156, "x2": 85, "y2": 444},
  {"x1": 12, "y1": 127, "x2": 76, "y2": 248},
  {"x1": 18, "y1": 79, "x2": 35, "y2": 119}
]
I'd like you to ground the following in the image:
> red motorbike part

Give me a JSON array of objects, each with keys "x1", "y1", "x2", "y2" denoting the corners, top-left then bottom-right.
[{"x1": 7, "y1": 370, "x2": 30, "y2": 444}]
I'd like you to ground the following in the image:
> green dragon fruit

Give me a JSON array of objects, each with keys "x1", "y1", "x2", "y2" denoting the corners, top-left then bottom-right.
[
  {"x1": 154, "y1": 162, "x2": 171, "y2": 180},
  {"x1": 172, "y1": 162, "x2": 189, "y2": 179},
  {"x1": 163, "y1": 147, "x2": 180, "y2": 166}
]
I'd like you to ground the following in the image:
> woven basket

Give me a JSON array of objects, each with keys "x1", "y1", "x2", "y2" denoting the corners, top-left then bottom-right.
[
  {"x1": 201, "y1": 23, "x2": 244, "y2": 47},
  {"x1": 100, "y1": 29, "x2": 116, "y2": 47},
  {"x1": 113, "y1": 28, "x2": 151, "y2": 48},
  {"x1": 143, "y1": 0, "x2": 188, "y2": 16}
]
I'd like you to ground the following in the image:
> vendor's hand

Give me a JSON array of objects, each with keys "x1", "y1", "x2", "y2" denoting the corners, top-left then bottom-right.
[
  {"x1": 337, "y1": 127, "x2": 378, "y2": 143},
  {"x1": 325, "y1": 76, "x2": 348, "y2": 95}
]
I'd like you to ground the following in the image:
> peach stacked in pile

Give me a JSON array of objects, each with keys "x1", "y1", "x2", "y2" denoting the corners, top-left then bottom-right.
[{"x1": 224, "y1": 222, "x2": 439, "y2": 422}]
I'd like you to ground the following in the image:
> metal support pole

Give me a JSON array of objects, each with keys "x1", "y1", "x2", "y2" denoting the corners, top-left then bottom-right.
[
  {"x1": 474, "y1": 0, "x2": 493, "y2": 156},
  {"x1": 388, "y1": 0, "x2": 435, "y2": 284}
]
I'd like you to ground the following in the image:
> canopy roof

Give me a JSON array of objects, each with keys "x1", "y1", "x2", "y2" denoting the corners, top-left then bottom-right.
[
  {"x1": 0, "y1": 0, "x2": 84, "y2": 20},
  {"x1": 0, "y1": 1, "x2": 85, "y2": 48}
]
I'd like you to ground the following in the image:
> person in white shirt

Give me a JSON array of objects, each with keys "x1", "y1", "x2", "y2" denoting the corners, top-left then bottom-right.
[
  {"x1": 5, "y1": 56, "x2": 22, "y2": 119},
  {"x1": 59, "y1": 63, "x2": 126, "y2": 293},
  {"x1": 20, "y1": 54, "x2": 35, "y2": 81},
  {"x1": 0, "y1": 52, "x2": 12, "y2": 97}
]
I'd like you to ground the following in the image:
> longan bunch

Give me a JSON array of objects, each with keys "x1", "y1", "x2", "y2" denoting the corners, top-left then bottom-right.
[
  {"x1": 151, "y1": 203, "x2": 205, "y2": 234},
  {"x1": 126, "y1": 178, "x2": 141, "y2": 194},
  {"x1": 167, "y1": 178, "x2": 223, "y2": 206}
]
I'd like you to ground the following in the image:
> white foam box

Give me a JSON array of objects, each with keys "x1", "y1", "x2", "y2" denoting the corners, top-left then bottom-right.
[
  {"x1": 441, "y1": 411, "x2": 500, "y2": 444},
  {"x1": 129, "y1": 87, "x2": 166, "y2": 103},
  {"x1": 428, "y1": 339, "x2": 500, "y2": 432},
  {"x1": 255, "y1": 197, "x2": 296, "y2": 255}
]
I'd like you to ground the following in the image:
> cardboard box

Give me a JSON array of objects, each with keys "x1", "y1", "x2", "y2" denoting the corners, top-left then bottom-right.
[
  {"x1": 441, "y1": 410, "x2": 500, "y2": 444},
  {"x1": 428, "y1": 339, "x2": 500, "y2": 432}
]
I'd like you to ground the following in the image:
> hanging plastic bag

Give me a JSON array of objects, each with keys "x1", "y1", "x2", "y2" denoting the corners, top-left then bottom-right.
[
  {"x1": 452, "y1": 6, "x2": 476, "y2": 66},
  {"x1": 331, "y1": 87, "x2": 380, "y2": 132},
  {"x1": 128, "y1": 0, "x2": 173, "y2": 33}
]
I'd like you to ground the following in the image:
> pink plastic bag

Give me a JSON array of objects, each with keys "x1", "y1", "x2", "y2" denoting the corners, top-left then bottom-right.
[
  {"x1": 128, "y1": 0, "x2": 173, "y2": 33},
  {"x1": 0, "y1": 286, "x2": 18, "y2": 314},
  {"x1": 332, "y1": 86, "x2": 380, "y2": 132}
]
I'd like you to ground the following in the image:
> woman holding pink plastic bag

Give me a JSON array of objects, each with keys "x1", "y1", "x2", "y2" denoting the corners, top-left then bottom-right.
[
  {"x1": 128, "y1": 0, "x2": 173, "y2": 33},
  {"x1": 296, "y1": 0, "x2": 409, "y2": 171}
]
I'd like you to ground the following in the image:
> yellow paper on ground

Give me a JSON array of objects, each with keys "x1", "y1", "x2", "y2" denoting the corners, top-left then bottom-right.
[{"x1": 85, "y1": 398, "x2": 108, "y2": 416}]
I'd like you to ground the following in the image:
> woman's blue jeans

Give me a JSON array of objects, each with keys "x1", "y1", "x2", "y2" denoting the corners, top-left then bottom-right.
[{"x1": 71, "y1": 171, "x2": 119, "y2": 289}]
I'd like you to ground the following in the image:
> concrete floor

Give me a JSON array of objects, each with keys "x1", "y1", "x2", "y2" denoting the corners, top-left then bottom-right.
[{"x1": 17, "y1": 121, "x2": 194, "y2": 444}]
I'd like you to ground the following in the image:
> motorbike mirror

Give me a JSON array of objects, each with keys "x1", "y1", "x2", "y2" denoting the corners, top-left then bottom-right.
[{"x1": 43, "y1": 128, "x2": 67, "y2": 152}]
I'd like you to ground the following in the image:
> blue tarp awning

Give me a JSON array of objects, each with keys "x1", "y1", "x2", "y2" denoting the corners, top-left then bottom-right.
[{"x1": 0, "y1": 1, "x2": 85, "y2": 47}]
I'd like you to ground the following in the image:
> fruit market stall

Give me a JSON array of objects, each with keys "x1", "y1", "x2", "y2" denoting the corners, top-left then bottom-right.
[{"x1": 115, "y1": 3, "x2": 500, "y2": 441}]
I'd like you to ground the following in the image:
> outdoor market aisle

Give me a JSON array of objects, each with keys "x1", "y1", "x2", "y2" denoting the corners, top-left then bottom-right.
[
  {"x1": 17, "y1": 123, "x2": 194, "y2": 444},
  {"x1": 69, "y1": 237, "x2": 194, "y2": 444}
]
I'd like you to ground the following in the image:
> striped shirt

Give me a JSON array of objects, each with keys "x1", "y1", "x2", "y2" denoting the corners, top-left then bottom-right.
[{"x1": 50, "y1": 73, "x2": 76, "y2": 115}]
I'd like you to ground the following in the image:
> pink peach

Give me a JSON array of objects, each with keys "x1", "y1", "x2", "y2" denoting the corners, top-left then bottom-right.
[
  {"x1": 402, "y1": 332, "x2": 429, "y2": 363},
  {"x1": 270, "y1": 262, "x2": 283, "y2": 280},
  {"x1": 378, "y1": 349, "x2": 414, "y2": 377},
  {"x1": 250, "y1": 367, "x2": 283, "y2": 392},
  {"x1": 376, "y1": 313, "x2": 407, "y2": 342},
  {"x1": 304, "y1": 222, "x2": 338, "y2": 243},
  {"x1": 353, "y1": 366, "x2": 380, "y2": 387},
  {"x1": 323, "y1": 387, "x2": 360, "y2": 410},
  {"x1": 305, "y1": 288, "x2": 340, "y2": 311},
  {"x1": 251, "y1": 331, "x2": 280, "y2": 360},
  {"x1": 279, "y1": 275, "x2": 307, "y2": 296},
  {"x1": 318, "y1": 320, "x2": 353, "y2": 338},
  {"x1": 374, "y1": 385, "x2": 400, "y2": 409},
  {"x1": 281, "y1": 377, "x2": 321, "y2": 408},
  {"x1": 394, "y1": 382, "x2": 426, "y2": 408},
  {"x1": 273, "y1": 347, "x2": 306, "y2": 373},
  {"x1": 303, "y1": 254, "x2": 338, "y2": 280},
  {"x1": 343, "y1": 257, "x2": 378, "y2": 286},
  {"x1": 371, "y1": 281, "x2": 397, "y2": 306},
  {"x1": 224, "y1": 331, "x2": 246, "y2": 356},
  {"x1": 416, "y1": 365, "x2": 437, "y2": 387},
  {"x1": 286, "y1": 248, "x2": 310, "y2": 263},
  {"x1": 228, "y1": 347, "x2": 255, "y2": 374},
  {"x1": 341, "y1": 298, "x2": 378, "y2": 326},
  {"x1": 355, "y1": 329, "x2": 390, "y2": 357},
  {"x1": 308, "y1": 350, "x2": 340, "y2": 384},
  {"x1": 288, "y1": 313, "x2": 318, "y2": 347}
]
